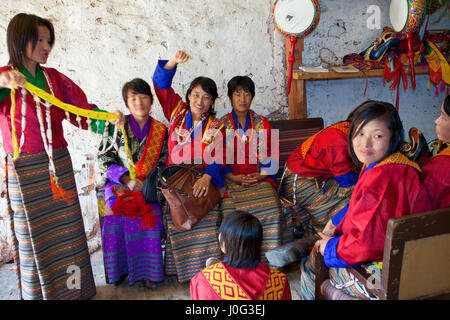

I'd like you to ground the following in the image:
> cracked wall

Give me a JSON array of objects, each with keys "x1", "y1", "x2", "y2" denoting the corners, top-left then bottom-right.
[{"x1": 0, "y1": 0, "x2": 448, "y2": 263}]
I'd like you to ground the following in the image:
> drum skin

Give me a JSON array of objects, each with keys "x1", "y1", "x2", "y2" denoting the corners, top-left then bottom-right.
[{"x1": 272, "y1": 0, "x2": 320, "y2": 38}]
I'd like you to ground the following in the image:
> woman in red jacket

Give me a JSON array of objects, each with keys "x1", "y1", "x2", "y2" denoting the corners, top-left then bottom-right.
[{"x1": 299, "y1": 100, "x2": 431, "y2": 299}]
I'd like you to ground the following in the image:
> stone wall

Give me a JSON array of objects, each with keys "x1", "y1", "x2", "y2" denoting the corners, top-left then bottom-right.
[{"x1": 0, "y1": 0, "x2": 448, "y2": 263}]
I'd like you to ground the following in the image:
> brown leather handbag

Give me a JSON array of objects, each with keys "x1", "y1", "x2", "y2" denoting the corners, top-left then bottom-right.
[{"x1": 159, "y1": 164, "x2": 221, "y2": 230}]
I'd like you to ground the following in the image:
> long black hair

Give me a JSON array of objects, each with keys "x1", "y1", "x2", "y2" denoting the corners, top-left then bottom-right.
[
  {"x1": 219, "y1": 210, "x2": 262, "y2": 269},
  {"x1": 348, "y1": 100, "x2": 404, "y2": 164}
]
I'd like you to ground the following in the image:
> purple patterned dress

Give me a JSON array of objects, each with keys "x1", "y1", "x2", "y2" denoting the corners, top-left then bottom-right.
[{"x1": 98, "y1": 115, "x2": 168, "y2": 285}]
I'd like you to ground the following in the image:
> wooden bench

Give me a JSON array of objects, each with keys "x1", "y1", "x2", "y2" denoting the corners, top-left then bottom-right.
[
  {"x1": 315, "y1": 207, "x2": 450, "y2": 300},
  {"x1": 269, "y1": 117, "x2": 324, "y2": 181}
]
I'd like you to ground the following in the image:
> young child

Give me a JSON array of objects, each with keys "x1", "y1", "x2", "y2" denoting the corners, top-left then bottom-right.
[
  {"x1": 97, "y1": 78, "x2": 168, "y2": 288},
  {"x1": 299, "y1": 100, "x2": 431, "y2": 299},
  {"x1": 190, "y1": 210, "x2": 292, "y2": 300}
]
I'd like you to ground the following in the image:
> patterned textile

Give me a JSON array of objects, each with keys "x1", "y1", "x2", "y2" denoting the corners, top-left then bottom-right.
[
  {"x1": 299, "y1": 247, "x2": 372, "y2": 300},
  {"x1": 133, "y1": 119, "x2": 166, "y2": 180},
  {"x1": 220, "y1": 110, "x2": 271, "y2": 158},
  {"x1": 281, "y1": 171, "x2": 354, "y2": 237},
  {"x1": 320, "y1": 280, "x2": 361, "y2": 300},
  {"x1": 97, "y1": 115, "x2": 168, "y2": 285},
  {"x1": 221, "y1": 179, "x2": 284, "y2": 266},
  {"x1": 6, "y1": 148, "x2": 96, "y2": 300},
  {"x1": 299, "y1": 247, "x2": 317, "y2": 300},
  {"x1": 201, "y1": 262, "x2": 287, "y2": 300},
  {"x1": 300, "y1": 122, "x2": 350, "y2": 159},
  {"x1": 164, "y1": 205, "x2": 222, "y2": 283},
  {"x1": 102, "y1": 209, "x2": 164, "y2": 284}
]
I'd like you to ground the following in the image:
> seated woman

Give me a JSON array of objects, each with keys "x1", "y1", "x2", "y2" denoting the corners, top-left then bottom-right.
[
  {"x1": 97, "y1": 78, "x2": 168, "y2": 288},
  {"x1": 219, "y1": 76, "x2": 284, "y2": 265},
  {"x1": 299, "y1": 100, "x2": 432, "y2": 299},
  {"x1": 280, "y1": 108, "x2": 359, "y2": 237},
  {"x1": 421, "y1": 94, "x2": 450, "y2": 209},
  {"x1": 190, "y1": 210, "x2": 292, "y2": 300},
  {"x1": 152, "y1": 50, "x2": 225, "y2": 283}
]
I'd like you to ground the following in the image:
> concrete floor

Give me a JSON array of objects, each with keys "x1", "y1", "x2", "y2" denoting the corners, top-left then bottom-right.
[{"x1": 0, "y1": 249, "x2": 303, "y2": 300}]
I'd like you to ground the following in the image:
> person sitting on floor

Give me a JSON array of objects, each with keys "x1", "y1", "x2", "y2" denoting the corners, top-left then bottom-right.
[
  {"x1": 97, "y1": 78, "x2": 168, "y2": 288},
  {"x1": 190, "y1": 210, "x2": 292, "y2": 300}
]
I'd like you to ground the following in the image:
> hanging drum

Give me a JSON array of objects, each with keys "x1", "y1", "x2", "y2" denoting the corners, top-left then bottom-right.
[
  {"x1": 272, "y1": 0, "x2": 320, "y2": 94},
  {"x1": 389, "y1": 0, "x2": 426, "y2": 89}
]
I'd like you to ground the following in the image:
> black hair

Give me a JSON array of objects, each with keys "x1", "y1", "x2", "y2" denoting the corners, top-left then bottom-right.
[
  {"x1": 348, "y1": 100, "x2": 404, "y2": 164},
  {"x1": 219, "y1": 210, "x2": 262, "y2": 269},
  {"x1": 122, "y1": 78, "x2": 153, "y2": 108},
  {"x1": 185, "y1": 76, "x2": 218, "y2": 116},
  {"x1": 444, "y1": 94, "x2": 450, "y2": 117},
  {"x1": 7, "y1": 13, "x2": 55, "y2": 67},
  {"x1": 227, "y1": 75, "x2": 255, "y2": 100}
]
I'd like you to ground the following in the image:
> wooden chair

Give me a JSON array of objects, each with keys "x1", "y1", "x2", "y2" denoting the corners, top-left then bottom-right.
[{"x1": 315, "y1": 207, "x2": 450, "y2": 300}]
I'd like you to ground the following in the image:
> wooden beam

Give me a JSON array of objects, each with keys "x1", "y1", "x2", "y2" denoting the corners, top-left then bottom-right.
[{"x1": 285, "y1": 37, "x2": 307, "y2": 119}]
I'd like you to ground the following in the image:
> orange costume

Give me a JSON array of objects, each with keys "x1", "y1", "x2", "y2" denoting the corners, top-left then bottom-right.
[{"x1": 190, "y1": 262, "x2": 291, "y2": 300}]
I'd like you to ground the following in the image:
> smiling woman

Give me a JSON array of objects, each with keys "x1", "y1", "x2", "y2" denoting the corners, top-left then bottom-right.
[
  {"x1": 0, "y1": 13, "x2": 125, "y2": 300},
  {"x1": 151, "y1": 50, "x2": 225, "y2": 283},
  {"x1": 299, "y1": 100, "x2": 432, "y2": 300}
]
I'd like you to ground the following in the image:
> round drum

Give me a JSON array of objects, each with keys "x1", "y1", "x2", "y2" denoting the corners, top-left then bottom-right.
[
  {"x1": 389, "y1": 0, "x2": 426, "y2": 34},
  {"x1": 272, "y1": 0, "x2": 320, "y2": 38}
]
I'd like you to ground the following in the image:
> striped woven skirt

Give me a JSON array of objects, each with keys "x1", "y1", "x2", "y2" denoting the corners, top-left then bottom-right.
[
  {"x1": 221, "y1": 179, "x2": 285, "y2": 266},
  {"x1": 280, "y1": 170, "x2": 354, "y2": 236},
  {"x1": 101, "y1": 206, "x2": 164, "y2": 285},
  {"x1": 6, "y1": 148, "x2": 96, "y2": 300},
  {"x1": 163, "y1": 204, "x2": 222, "y2": 283},
  {"x1": 299, "y1": 247, "x2": 380, "y2": 300}
]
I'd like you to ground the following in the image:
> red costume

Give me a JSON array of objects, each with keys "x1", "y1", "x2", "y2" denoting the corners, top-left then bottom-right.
[
  {"x1": 190, "y1": 262, "x2": 291, "y2": 300},
  {"x1": 332, "y1": 152, "x2": 432, "y2": 266},
  {"x1": 286, "y1": 121, "x2": 354, "y2": 179},
  {"x1": 421, "y1": 147, "x2": 450, "y2": 209}
]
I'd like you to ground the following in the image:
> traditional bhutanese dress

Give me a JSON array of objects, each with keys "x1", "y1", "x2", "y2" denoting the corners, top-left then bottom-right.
[
  {"x1": 220, "y1": 110, "x2": 286, "y2": 266},
  {"x1": 0, "y1": 65, "x2": 96, "y2": 300},
  {"x1": 97, "y1": 114, "x2": 168, "y2": 285},
  {"x1": 281, "y1": 121, "x2": 358, "y2": 236},
  {"x1": 152, "y1": 60, "x2": 225, "y2": 283},
  {"x1": 190, "y1": 261, "x2": 291, "y2": 300},
  {"x1": 299, "y1": 152, "x2": 432, "y2": 299},
  {"x1": 421, "y1": 146, "x2": 450, "y2": 210}
]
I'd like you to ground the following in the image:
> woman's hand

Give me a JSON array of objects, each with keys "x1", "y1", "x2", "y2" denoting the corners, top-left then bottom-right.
[
  {"x1": 322, "y1": 219, "x2": 336, "y2": 237},
  {"x1": 226, "y1": 172, "x2": 266, "y2": 187},
  {"x1": 126, "y1": 178, "x2": 143, "y2": 192},
  {"x1": 109, "y1": 110, "x2": 125, "y2": 127},
  {"x1": 120, "y1": 174, "x2": 143, "y2": 192},
  {"x1": 0, "y1": 70, "x2": 26, "y2": 89},
  {"x1": 164, "y1": 50, "x2": 189, "y2": 70},
  {"x1": 192, "y1": 173, "x2": 212, "y2": 198},
  {"x1": 316, "y1": 232, "x2": 332, "y2": 256}
]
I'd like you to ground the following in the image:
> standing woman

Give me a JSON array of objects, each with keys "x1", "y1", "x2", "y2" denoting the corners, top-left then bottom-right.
[
  {"x1": 421, "y1": 94, "x2": 450, "y2": 209},
  {"x1": 0, "y1": 13, "x2": 123, "y2": 300},
  {"x1": 152, "y1": 50, "x2": 225, "y2": 283},
  {"x1": 219, "y1": 76, "x2": 284, "y2": 265},
  {"x1": 97, "y1": 78, "x2": 168, "y2": 288}
]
